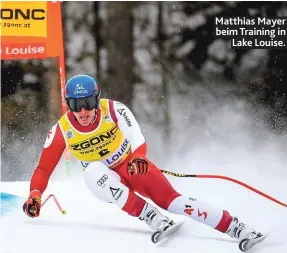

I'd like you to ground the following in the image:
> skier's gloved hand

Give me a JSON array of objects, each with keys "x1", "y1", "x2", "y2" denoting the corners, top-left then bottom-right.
[
  {"x1": 128, "y1": 157, "x2": 149, "y2": 177},
  {"x1": 23, "y1": 190, "x2": 42, "y2": 218}
]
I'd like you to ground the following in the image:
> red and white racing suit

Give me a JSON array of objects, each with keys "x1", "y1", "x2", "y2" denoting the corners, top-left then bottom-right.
[{"x1": 29, "y1": 98, "x2": 232, "y2": 232}]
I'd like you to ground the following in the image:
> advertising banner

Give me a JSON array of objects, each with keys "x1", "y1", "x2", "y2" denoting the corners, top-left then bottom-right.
[
  {"x1": 1, "y1": 1, "x2": 65, "y2": 61},
  {"x1": 1, "y1": 1, "x2": 67, "y2": 112}
]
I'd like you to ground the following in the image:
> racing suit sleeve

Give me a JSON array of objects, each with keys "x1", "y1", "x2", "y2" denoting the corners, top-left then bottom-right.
[
  {"x1": 30, "y1": 123, "x2": 66, "y2": 193},
  {"x1": 108, "y1": 100, "x2": 147, "y2": 157}
]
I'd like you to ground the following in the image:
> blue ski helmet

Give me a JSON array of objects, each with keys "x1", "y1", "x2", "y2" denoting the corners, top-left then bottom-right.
[{"x1": 65, "y1": 75, "x2": 101, "y2": 112}]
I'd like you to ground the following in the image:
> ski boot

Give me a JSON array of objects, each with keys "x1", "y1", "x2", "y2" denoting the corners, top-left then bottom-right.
[
  {"x1": 226, "y1": 217, "x2": 267, "y2": 252},
  {"x1": 138, "y1": 202, "x2": 174, "y2": 231}
]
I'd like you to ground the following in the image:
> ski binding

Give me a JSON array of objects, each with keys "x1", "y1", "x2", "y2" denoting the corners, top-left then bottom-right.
[
  {"x1": 151, "y1": 221, "x2": 184, "y2": 244},
  {"x1": 239, "y1": 233, "x2": 268, "y2": 252}
]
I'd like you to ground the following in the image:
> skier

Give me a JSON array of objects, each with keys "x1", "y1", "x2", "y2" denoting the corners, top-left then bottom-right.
[{"x1": 23, "y1": 75, "x2": 265, "y2": 251}]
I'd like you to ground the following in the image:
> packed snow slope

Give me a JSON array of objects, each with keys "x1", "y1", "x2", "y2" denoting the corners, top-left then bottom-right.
[{"x1": 1, "y1": 167, "x2": 286, "y2": 253}]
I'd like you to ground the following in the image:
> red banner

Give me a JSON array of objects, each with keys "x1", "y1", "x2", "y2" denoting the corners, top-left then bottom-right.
[{"x1": 1, "y1": 43, "x2": 47, "y2": 59}]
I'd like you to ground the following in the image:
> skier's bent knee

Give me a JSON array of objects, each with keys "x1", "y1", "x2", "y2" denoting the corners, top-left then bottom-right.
[{"x1": 84, "y1": 162, "x2": 129, "y2": 208}]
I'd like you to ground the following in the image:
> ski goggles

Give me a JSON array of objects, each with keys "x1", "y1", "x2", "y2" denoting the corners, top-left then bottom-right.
[{"x1": 66, "y1": 95, "x2": 99, "y2": 112}]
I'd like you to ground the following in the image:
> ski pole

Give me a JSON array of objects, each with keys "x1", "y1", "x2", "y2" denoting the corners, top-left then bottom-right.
[
  {"x1": 161, "y1": 170, "x2": 287, "y2": 208},
  {"x1": 41, "y1": 194, "x2": 67, "y2": 214}
]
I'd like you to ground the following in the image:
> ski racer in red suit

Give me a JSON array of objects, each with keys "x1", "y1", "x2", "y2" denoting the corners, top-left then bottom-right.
[{"x1": 23, "y1": 75, "x2": 264, "y2": 248}]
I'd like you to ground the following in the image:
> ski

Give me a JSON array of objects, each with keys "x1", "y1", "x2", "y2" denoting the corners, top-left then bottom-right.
[
  {"x1": 151, "y1": 221, "x2": 184, "y2": 244},
  {"x1": 238, "y1": 233, "x2": 268, "y2": 252}
]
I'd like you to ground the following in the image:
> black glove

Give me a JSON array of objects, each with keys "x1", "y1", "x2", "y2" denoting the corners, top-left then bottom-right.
[
  {"x1": 22, "y1": 190, "x2": 41, "y2": 218},
  {"x1": 128, "y1": 157, "x2": 149, "y2": 177}
]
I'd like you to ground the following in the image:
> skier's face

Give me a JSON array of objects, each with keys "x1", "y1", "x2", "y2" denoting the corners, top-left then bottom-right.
[{"x1": 73, "y1": 108, "x2": 96, "y2": 126}]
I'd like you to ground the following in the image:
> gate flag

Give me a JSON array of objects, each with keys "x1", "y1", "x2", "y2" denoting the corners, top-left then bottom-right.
[
  {"x1": 1, "y1": 1, "x2": 71, "y2": 175},
  {"x1": 0, "y1": 1, "x2": 67, "y2": 113}
]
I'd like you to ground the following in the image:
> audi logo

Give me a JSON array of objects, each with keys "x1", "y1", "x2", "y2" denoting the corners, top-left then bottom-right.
[{"x1": 97, "y1": 174, "x2": 108, "y2": 186}]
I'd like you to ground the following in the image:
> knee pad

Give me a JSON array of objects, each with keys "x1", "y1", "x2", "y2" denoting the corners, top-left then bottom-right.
[{"x1": 84, "y1": 161, "x2": 129, "y2": 208}]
